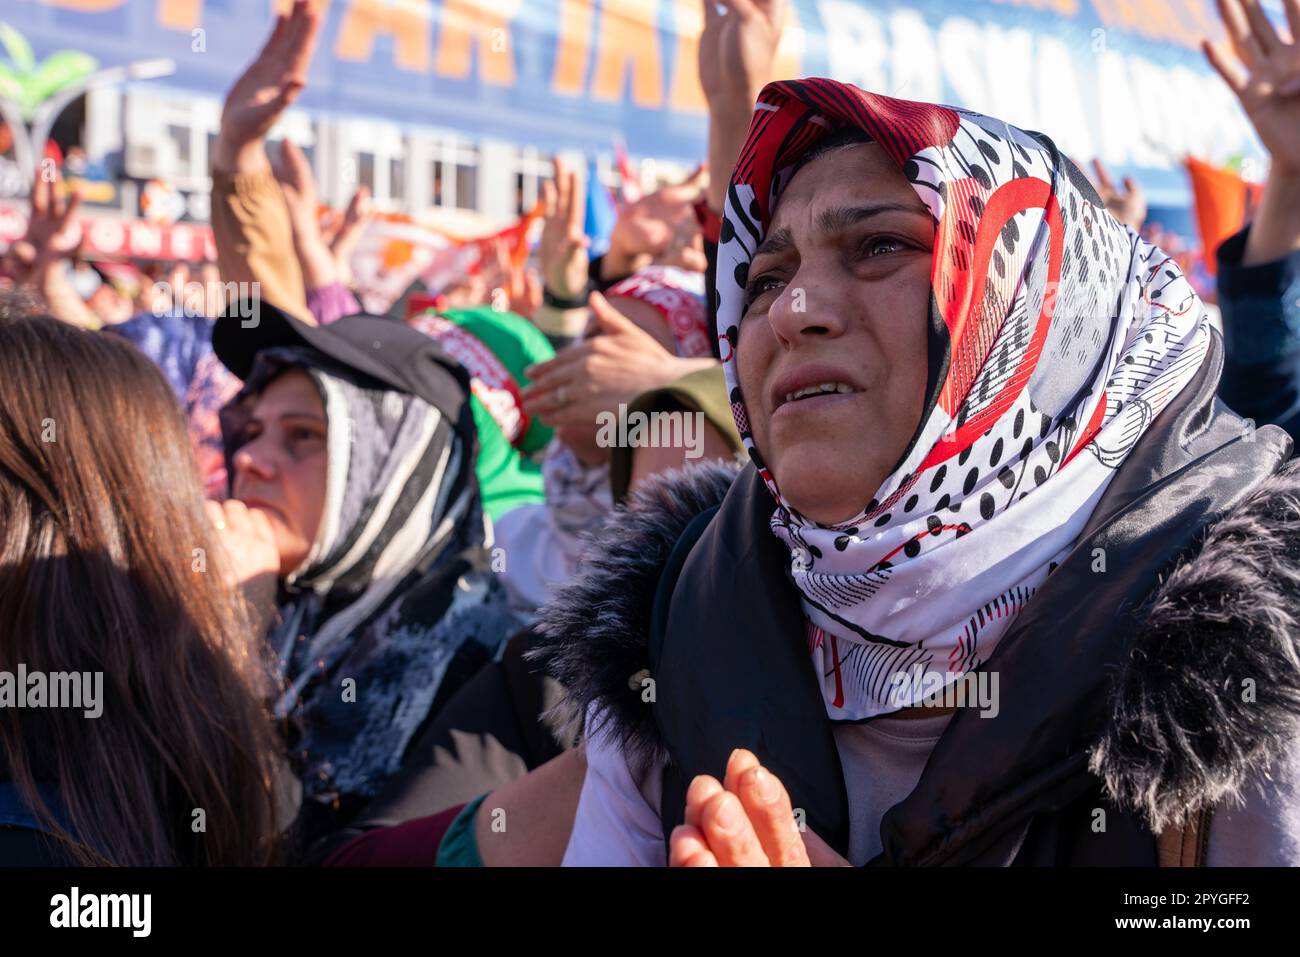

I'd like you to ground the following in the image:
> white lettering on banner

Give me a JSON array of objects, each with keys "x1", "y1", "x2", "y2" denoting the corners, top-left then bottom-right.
[
  {"x1": 889, "y1": 10, "x2": 942, "y2": 102},
  {"x1": 1036, "y1": 36, "x2": 1093, "y2": 159},
  {"x1": 937, "y1": 17, "x2": 989, "y2": 113},
  {"x1": 1098, "y1": 52, "x2": 1146, "y2": 166},
  {"x1": 130, "y1": 222, "x2": 164, "y2": 259},
  {"x1": 87, "y1": 218, "x2": 126, "y2": 255},
  {"x1": 0, "y1": 204, "x2": 219, "y2": 260},
  {"x1": 170, "y1": 225, "x2": 196, "y2": 260},
  {"x1": 812, "y1": 3, "x2": 1262, "y2": 174},
  {"x1": 984, "y1": 25, "x2": 1037, "y2": 131},
  {"x1": 1131, "y1": 56, "x2": 1176, "y2": 165},
  {"x1": 819, "y1": 0, "x2": 887, "y2": 93},
  {"x1": 1170, "y1": 65, "x2": 1209, "y2": 158}
]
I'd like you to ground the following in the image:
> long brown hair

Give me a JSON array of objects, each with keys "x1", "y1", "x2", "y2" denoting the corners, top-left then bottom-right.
[{"x1": 0, "y1": 313, "x2": 281, "y2": 865}]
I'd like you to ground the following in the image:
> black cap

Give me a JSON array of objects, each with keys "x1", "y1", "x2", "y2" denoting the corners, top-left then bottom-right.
[{"x1": 212, "y1": 299, "x2": 473, "y2": 436}]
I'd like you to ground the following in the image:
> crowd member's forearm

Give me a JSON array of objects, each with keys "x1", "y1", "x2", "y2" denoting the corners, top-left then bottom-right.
[
  {"x1": 707, "y1": 99, "x2": 754, "y2": 214},
  {"x1": 532, "y1": 303, "x2": 590, "y2": 346},
  {"x1": 289, "y1": 218, "x2": 340, "y2": 293},
  {"x1": 1244, "y1": 169, "x2": 1300, "y2": 267},
  {"x1": 212, "y1": 134, "x2": 271, "y2": 178},
  {"x1": 473, "y1": 748, "x2": 587, "y2": 867},
  {"x1": 209, "y1": 166, "x2": 310, "y2": 321}
]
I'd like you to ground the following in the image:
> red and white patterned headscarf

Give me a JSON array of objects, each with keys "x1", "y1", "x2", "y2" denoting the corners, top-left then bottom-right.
[
  {"x1": 716, "y1": 78, "x2": 1212, "y2": 721},
  {"x1": 607, "y1": 264, "x2": 712, "y2": 359}
]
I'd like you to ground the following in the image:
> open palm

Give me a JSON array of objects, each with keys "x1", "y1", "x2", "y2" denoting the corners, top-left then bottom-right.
[
  {"x1": 219, "y1": 0, "x2": 320, "y2": 150},
  {"x1": 1204, "y1": 0, "x2": 1300, "y2": 175},
  {"x1": 698, "y1": 0, "x2": 788, "y2": 113}
]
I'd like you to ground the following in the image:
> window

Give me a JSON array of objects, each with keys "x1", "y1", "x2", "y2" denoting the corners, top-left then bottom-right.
[
  {"x1": 454, "y1": 162, "x2": 476, "y2": 210},
  {"x1": 167, "y1": 123, "x2": 191, "y2": 166},
  {"x1": 431, "y1": 162, "x2": 444, "y2": 206},
  {"x1": 390, "y1": 157, "x2": 405, "y2": 204},
  {"x1": 423, "y1": 138, "x2": 480, "y2": 210},
  {"x1": 512, "y1": 147, "x2": 553, "y2": 215},
  {"x1": 357, "y1": 152, "x2": 375, "y2": 192}
]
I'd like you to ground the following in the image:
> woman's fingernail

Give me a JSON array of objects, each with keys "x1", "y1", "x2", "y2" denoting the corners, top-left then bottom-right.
[
  {"x1": 754, "y1": 767, "x2": 781, "y2": 803},
  {"x1": 714, "y1": 795, "x2": 742, "y2": 833}
]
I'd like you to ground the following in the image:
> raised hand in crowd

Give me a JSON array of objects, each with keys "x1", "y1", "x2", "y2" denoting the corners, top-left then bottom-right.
[
  {"x1": 478, "y1": 236, "x2": 543, "y2": 319},
  {"x1": 699, "y1": 0, "x2": 788, "y2": 214},
  {"x1": 209, "y1": 0, "x2": 323, "y2": 321},
  {"x1": 1204, "y1": 0, "x2": 1300, "y2": 265},
  {"x1": 213, "y1": 0, "x2": 321, "y2": 176},
  {"x1": 1090, "y1": 159, "x2": 1147, "y2": 232},
  {"x1": 11, "y1": 167, "x2": 82, "y2": 279},
  {"x1": 669, "y1": 749, "x2": 848, "y2": 867},
  {"x1": 538, "y1": 156, "x2": 591, "y2": 301},
  {"x1": 533, "y1": 155, "x2": 594, "y2": 341},
  {"x1": 8, "y1": 166, "x2": 98, "y2": 329},
  {"x1": 320, "y1": 182, "x2": 372, "y2": 289},
  {"x1": 602, "y1": 164, "x2": 709, "y2": 279},
  {"x1": 520, "y1": 291, "x2": 713, "y2": 461}
]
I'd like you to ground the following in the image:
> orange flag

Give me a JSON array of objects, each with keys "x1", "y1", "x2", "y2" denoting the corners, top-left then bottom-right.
[{"x1": 1185, "y1": 156, "x2": 1265, "y2": 276}]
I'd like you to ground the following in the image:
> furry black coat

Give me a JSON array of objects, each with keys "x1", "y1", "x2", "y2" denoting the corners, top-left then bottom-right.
[{"x1": 537, "y1": 334, "x2": 1300, "y2": 866}]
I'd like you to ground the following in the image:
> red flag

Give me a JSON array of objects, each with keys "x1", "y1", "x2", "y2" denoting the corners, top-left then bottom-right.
[{"x1": 614, "y1": 138, "x2": 642, "y2": 204}]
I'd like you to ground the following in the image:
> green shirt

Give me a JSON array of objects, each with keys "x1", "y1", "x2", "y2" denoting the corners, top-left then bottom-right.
[{"x1": 419, "y1": 307, "x2": 555, "y2": 522}]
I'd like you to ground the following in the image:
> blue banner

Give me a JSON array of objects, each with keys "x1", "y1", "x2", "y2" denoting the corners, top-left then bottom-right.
[{"x1": 0, "y1": 0, "x2": 1271, "y2": 204}]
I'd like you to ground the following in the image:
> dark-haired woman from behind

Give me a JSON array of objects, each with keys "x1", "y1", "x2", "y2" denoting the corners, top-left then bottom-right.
[{"x1": 0, "y1": 311, "x2": 284, "y2": 866}]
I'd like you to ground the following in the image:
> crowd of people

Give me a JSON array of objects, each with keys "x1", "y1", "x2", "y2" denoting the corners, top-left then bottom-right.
[{"x1": 1, "y1": 0, "x2": 1300, "y2": 868}]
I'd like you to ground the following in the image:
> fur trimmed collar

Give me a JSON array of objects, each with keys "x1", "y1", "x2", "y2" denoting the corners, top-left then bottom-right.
[
  {"x1": 536, "y1": 456, "x2": 1300, "y2": 830},
  {"x1": 1091, "y1": 456, "x2": 1300, "y2": 830},
  {"x1": 533, "y1": 460, "x2": 742, "y2": 768}
]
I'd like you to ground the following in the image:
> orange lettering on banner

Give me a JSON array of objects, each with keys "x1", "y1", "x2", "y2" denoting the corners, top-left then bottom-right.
[
  {"x1": 1141, "y1": 0, "x2": 1190, "y2": 45},
  {"x1": 668, "y1": 0, "x2": 706, "y2": 113},
  {"x1": 992, "y1": 0, "x2": 1079, "y2": 15},
  {"x1": 590, "y1": 0, "x2": 663, "y2": 107},
  {"x1": 40, "y1": 0, "x2": 126, "y2": 11},
  {"x1": 271, "y1": 0, "x2": 330, "y2": 16},
  {"x1": 436, "y1": 0, "x2": 520, "y2": 85},
  {"x1": 552, "y1": 0, "x2": 594, "y2": 95},
  {"x1": 1133, "y1": 0, "x2": 1167, "y2": 42},
  {"x1": 1170, "y1": 0, "x2": 1204, "y2": 46},
  {"x1": 1111, "y1": 0, "x2": 1142, "y2": 30},
  {"x1": 1180, "y1": 0, "x2": 1225, "y2": 44},
  {"x1": 335, "y1": 0, "x2": 432, "y2": 73},
  {"x1": 157, "y1": 0, "x2": 202, "y2": 29},
  {"x1": 1092, "y1": 0, "x2": 1218, "y2": 48}
]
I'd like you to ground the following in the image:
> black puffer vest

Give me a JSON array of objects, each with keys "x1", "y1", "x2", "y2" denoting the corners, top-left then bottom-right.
[{"x1": 537, "y1": 331, "x2": 1300, "y2": 865}]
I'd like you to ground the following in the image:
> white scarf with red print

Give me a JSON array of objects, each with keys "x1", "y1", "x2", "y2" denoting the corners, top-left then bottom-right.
[{"x1": 606, "y1": 264, "x2": 712, "y2": 359}]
